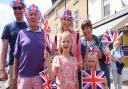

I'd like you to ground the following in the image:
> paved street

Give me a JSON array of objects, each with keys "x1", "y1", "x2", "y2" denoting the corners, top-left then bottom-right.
[
  {"x1": 0, "y1": 68, "x2": 128, "y2": 89},
  {"x1": 0, "y1": 80, "x2": 6, "y2": 89},
  {"x1": 111, "y1": 83, "x2": 128, "y2": 89},
  {"x1": 110, "y1": 68, "x2": 128, "y2": 89}
]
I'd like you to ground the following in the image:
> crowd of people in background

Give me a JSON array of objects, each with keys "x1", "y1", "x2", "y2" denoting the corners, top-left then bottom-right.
[{"x1": 0, "y1": 0, "x2": 125, "y2": 89}]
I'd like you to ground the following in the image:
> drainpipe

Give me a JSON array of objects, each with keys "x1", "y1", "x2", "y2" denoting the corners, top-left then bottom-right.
[
  {"x1": 87, "y1": 0, "x2": 89, "y2": 19},
  {"x1": 65, "y1": 0, "x2": 66, "y2": 9}
]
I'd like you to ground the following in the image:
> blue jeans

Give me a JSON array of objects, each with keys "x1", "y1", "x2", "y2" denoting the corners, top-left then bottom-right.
[{"x1": 100, "y1": 63, "x2": 111, "y2": 89}]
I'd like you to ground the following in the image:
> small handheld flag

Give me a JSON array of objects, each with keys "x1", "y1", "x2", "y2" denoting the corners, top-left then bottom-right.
[
  {"x1": 39, "y1": 69, "x2": 57, "y2": 89},
  {"x1": 81, "y1": 70, "x2": 106, "y2": 89}
]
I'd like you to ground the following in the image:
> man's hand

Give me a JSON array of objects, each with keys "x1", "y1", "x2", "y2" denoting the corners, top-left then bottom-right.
[{"x1": 0, "y1": 69, "x2": 8, "y2": 81}]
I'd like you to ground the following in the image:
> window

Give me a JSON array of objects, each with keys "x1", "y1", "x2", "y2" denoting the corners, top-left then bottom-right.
[
  {"x1": 103, "y1": 0, "x2": 110, "y2": 17},
  {"x1": 74, "y1": 10, "x2": 79, "y2": 29}
]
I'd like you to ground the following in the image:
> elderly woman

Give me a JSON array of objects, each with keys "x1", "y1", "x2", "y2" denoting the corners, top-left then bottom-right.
[
  {"x1": 111, "y1": 40, "x2": 124, "y2": 89},
  {"x1": 53, "y1": 9, "x2": 82, "y2": 65},
  {"x1": 13, "y1": 4, "x2": 45, "y2": 89},
  {"x1": 81, "y1": 19, "x2": 111, "y2": 89}
]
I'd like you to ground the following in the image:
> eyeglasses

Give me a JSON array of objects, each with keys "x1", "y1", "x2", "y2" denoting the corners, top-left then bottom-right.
[{"x1": 13, "y1": 7, "x2": 23, "y2": 10}]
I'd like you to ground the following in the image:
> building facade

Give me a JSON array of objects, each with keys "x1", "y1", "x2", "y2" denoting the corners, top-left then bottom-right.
[
  {"x1": 88, "y1": 0, "x2": 128, "y2": 57},
  {"x1": 45, "y1": 0, "x2": 88, "y2": 41},
  {"x1": 45, "y1": 0, "x2": 128, "y2": 57}
]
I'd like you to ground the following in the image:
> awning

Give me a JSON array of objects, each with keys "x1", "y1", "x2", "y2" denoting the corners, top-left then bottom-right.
[{"x1": 92, "y1": 14, "x2": 128, "y2": 36}]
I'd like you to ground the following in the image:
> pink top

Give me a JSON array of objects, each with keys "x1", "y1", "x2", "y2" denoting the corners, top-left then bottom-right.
[{"x1": 52, "y1": 55, "x2": 78, "y2": 89}]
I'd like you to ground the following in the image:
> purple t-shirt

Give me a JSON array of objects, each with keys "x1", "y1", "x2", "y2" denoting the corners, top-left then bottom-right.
[{"x1": 14, "y1": 28, "x2": 45, "y2": 77}]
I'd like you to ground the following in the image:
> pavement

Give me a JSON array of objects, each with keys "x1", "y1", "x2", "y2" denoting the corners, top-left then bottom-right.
[
  {"x1": 110, "y1": 68, "x2": 128, "y2": 89},
  {"x1": 0, "y1": 68, "x2": 128, "y2": 89},
  {"x1": 0, "y1": 81, "x2": 6, "y2": 89},
  {"x1": 111, "y1": 82, "x2": 128, "y2": 89}
]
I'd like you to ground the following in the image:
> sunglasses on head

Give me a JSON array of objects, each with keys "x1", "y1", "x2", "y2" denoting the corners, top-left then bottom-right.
[{"x1": 13, "y1": 7, "x2": 23, "y2": 10}]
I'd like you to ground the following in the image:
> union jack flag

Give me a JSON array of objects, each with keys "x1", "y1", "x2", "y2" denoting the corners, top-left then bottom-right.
[
  {"x1": 50, "y1": 80, "x2": 57, "y2": 89},
  {"x1": 43, "y1": 16, "x2": 51, "y2": 47},
  {"x1": 81, "y1": 70, "x2": 106, "y2": 89},
  {"x1": 39, "y1": 69, "x2": 57, "y2": 89},
  {"x1": 39, "y1": 69, "x2": 50, "y2": 89},
  {"x1": 101, "y1": 30, "x2": 123, "y2": 45},
  {"x1": 44, "y1": 17, "x2": 51, "y2": 34}
]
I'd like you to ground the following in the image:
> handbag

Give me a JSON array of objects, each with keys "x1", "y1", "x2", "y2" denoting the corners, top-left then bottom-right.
[{"x1": 116, "y1": 62, "x2": 124, "y2": 74}]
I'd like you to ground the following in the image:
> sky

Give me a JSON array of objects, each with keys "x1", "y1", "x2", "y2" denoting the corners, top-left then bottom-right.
[
  {"x1": 0, "y1": 0, "x2": 52, "y2": 51},
  {"x1": 0, "y1": 0, "x2": 52, "y2": 14}
]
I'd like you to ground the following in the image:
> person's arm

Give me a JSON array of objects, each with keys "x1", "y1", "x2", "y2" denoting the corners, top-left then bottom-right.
[
  {"x1": 12, "y1": 31, "x2": 22, "y2": 89},
  {"x1": 118, "y1": 50, "x2": 124, "y2": 63},
  {"x1": 111, "y1": 49, "x2": 118, "y2": 62},
  {"x1": 13, "y1": 58, "x2": 19, "y2": 89},
  {"x1": 52, "y1": 35, "x2": 57, "y2": 54},
  {"x1": 44, "y1": 49, "x2": 56, "y2": 80},
  {"x1": 94, "y1": 48, "x2": 102, "y2": 59},
  {"x1": 47, "y1": 60, "x2": 56, "y2": 80},
  {"x1": 119, "y1": 57, "x2": 124, "y2": 63},
  {"x1": 77, "y1": 36, "x2": 83, "y2": 68},
  {"x1": 75, "y1": 58, "x2": 79, "y2": 89},
  {"x1": 0, "y1": 39, "x2": 8, "y2": 80}
]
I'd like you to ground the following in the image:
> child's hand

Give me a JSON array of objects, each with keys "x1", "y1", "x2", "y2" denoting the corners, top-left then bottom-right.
[
  {"x1": 44, "y1": 48, "x2": 50, "y2": 61},
  {"x1": 94, "y1": 49, "x2": 102, "y2": 59},
  {"x1": 78, "y1": 62, "x2": 83, "y2": 70}
]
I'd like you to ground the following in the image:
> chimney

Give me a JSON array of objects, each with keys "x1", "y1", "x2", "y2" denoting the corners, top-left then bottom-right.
[{"x1": 51, "y1": 0, "x2": 57, "y2": 5}]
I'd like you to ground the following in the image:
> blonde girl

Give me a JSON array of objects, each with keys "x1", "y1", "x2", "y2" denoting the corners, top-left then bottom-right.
[
  {"x1": 84, "y1": 52, "x2": 100, "y2": 70},
  {"x1": 44, "y1": 31, "x2": 79, "y2": 89},
  {"x1": 52, "y1": 9, "x2": 82, "y2": 66},
  {"x1": 84, "y1": 52, "x2": 108, "y2": 89}
]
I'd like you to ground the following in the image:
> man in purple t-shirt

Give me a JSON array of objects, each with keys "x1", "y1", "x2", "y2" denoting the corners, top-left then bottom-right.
[{"x1": 13, "y1": 4, "x2": 45, "y2": 89}]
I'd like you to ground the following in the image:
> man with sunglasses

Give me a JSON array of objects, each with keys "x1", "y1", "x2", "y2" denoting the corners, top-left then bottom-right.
[{"x1": 0, "y1": 0, "x2": 27, "y2": 89}]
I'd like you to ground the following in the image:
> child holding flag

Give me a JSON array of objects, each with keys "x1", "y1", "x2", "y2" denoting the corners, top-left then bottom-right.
[
  {"x1": 44, "y1": 31, "x2": 79, "y2": 89},
  {"x1": 82, "y1": 52, "x2": 108, "y2": 89},
  {"x1": 84, "y1": 52, "x2": 100, "y2": 70}
]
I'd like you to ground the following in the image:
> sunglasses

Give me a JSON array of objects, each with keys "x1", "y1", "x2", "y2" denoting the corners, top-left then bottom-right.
[{"x1": 13, "y1": 7, "x2": 23, "y2": 10}]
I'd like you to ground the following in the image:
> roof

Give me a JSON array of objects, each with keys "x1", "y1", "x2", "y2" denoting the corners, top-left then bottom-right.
[{"x1": 45, "y1": 0, "x2": 63, "y2": 16}]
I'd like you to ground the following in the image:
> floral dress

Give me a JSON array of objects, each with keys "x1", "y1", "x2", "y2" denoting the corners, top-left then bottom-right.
[{"x1": 52, "y1": 55, "x2": 78, "y2": 89}]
